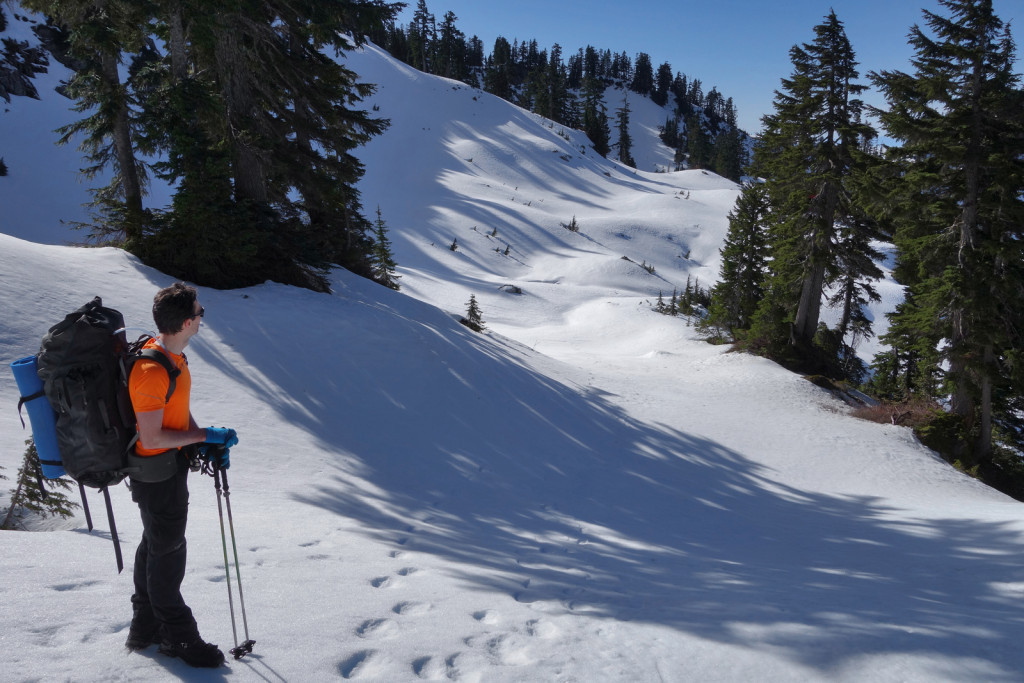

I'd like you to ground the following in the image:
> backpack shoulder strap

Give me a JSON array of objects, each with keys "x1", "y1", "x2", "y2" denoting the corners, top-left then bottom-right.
[{"x1": 137, "y1": 348, "x2": 181, "y2": 404}]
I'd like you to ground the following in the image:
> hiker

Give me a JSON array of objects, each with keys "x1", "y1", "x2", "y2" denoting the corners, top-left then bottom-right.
[{"x1": 124, "y1": 283, "x2": 239, "y2": 668}]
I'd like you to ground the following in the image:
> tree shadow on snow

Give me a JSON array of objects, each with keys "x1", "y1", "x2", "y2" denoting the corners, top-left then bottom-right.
[{"x1": 197, "y1": 276, "x2": 1024, "y2": 679}]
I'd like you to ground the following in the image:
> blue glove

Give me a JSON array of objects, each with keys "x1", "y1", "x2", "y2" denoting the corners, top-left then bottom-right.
[
  {"x1": 205, "y1": 444, "x2": 230, "y2": 470},
  {"x1": 205, "y1": 427, "x2": 239, "y2": 448}
]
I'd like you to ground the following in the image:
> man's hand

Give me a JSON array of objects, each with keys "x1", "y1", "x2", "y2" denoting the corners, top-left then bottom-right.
[{"x1": 204, "y1": 427, "x2": 239, "y2": 448}]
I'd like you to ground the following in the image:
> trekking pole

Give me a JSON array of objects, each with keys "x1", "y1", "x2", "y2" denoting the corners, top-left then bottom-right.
[
  {"x1": 211, "y1": 454, "x2": 255, "y2": 659},
  {"x1": 101, "y1": 486, "x2": 124, "y2": 573},
  {"x1": 212, "y1": 462, "x2": 238, "y2": 650},
  {"x1": 220, "y1": 465, "x2": 255, "y2": 659}
]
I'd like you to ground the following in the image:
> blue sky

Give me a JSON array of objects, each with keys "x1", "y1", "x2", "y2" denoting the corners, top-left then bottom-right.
[{"x1": 395, "y1": 0, "x2": 1024, "y2": 134}]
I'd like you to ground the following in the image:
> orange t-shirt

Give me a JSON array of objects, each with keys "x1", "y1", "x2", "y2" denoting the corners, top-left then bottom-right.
[{"x1": 128, "y1": 338, "x2": 191, "y2": 456}]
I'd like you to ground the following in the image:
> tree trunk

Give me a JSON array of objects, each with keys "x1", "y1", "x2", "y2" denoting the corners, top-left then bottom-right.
[
  {"x1": 99, "y1": 51, "x2": 143, "y2": 244},
  {"x1": 792, "y1": 255, "x2": 827, "y2": 346},
  {"x1": 977, "y1": 344, "x2": 993, "y2": 461},
  {"x1": 167, "y1": 3, "x2": 187, "y2": 82},
  {"x1": 214, "y1": 24, "x2": 267, "y2": 203}
]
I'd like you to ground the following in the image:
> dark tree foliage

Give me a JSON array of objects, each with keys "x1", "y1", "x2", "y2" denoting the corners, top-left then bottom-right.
[
  {"x1": 371, "y1": 205, "x2": 401, "y2": 290},
  {"x1": 2, "y1": 439, "x2": 79, "y2": 531},
  {"x1": 614, "y1": 92, "x2": 635, "y2": 168},
  {"x1": 652, "y1": 61, "x2": 672, "y2": 107},
  {"x1": 581, "y1": 74, "x2": 610, "y2": 157},
  {"x1": 461, "y1": 293, "x2": 485, "y2": 332},
  {"x1": 630, "y1": 51, "x2": 653, "y2": 96},
  {"x1": 870, "y1": 0, "x2": 1024, "y2": 464},
  {"x1": 24, "y1": 0, "x2": 401, "y2": 292},
  {"x1": 705, "y1": 181, "x2": 771, "y2": 336},
  {"x1": 749, "y1": 10, "x2": 881, "y2": 375}
]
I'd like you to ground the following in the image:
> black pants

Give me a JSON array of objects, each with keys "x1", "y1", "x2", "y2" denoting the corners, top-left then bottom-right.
[{"x1": 130, "y1": 456, "x2": 199, "y2": 642}]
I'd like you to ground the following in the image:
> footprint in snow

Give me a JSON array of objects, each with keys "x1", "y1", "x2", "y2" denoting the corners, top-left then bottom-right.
[
  {"x1": 392, "y1": 601, "x2": 432, "y2": 616},
  {"x1": 370, "y1": 576, "x2": 392, "y2": 588},
  {"x1": 356, "y1": 618, "x2": 400, "y2": 640},
  {"x1": 412, "y1": 655, "x2": 446, "y2": 679},
  {"x1": 472, "y1": 610, "x2": 498, "y2": 625},
  {"x1": 339, "y1": 649, "x2": 383, "y2": 679}
]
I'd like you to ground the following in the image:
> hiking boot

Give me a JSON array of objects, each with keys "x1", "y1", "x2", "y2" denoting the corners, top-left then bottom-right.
[
  {"x1": 125, "y1": 626, "x2": 162, "y2": 651},
  {"x1": 158, "y1": 636, "x2": 225, "y2": 668},
  {"x1": 125, "y1": 613, "x2": 161, "y2": 651}
]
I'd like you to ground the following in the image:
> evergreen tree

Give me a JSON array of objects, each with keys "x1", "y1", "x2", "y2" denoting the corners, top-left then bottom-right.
[
  {"x1": 630, "y1": 51, "x2": 653, "y2": 96},
  {"x1": 581, "y1": 74, "x2": 610, "y2": 156},
  {"x1": 371, "y1": 206, "x2": 401, "y2": 290},
  {"x1": 2, "y1": 439, "x2": 79, "y2": 531},
  {"x1": 653, "y1": 62, "x2": 672, "y2": 107},
  {"x1": 868, "y1": 291, "x2": 942, "y2": 401},
  {"x1": 409, "y1": 0, "x2": 435, "y2": 73},
  {"x1": 615, "y1": 92, "x2": 635, "y2": 167},
  {"x1": 437, "y1": 10, "x2": 465, "y2": 81},
  {"x1": 750, "y1": 11, "x2": 880, "y2": 364},
  {"x1": 462, "y1": 294, "x2": 485, "y2": 332},
  {"x1": 684, "y1": 114, "x2": 711, "y2": 169},
  {"x1": 871, "y1": 0, "x2": 1024, "y2": 462},
  {"x1": 23, "y1": 0, "x2": 150, "y2": 246},
  {"x1": 671, "y1": 72, "x2": 689, "y2": 115},
  {"x1": 484, "y1": 36, "x2": 513, "y2": 100},
  {"x1": 158, "y1": 1, "x2": 397, "y2": 290},
  {"x1": 566, "y1": 48, "x2": 583, "y2": 90},
  {"x1": 711, "y1": 99, "x2": 745, "y2": 181},
  {"x1": 706, "y1": 181, "x2": 771, "y2": 335},
  {"x1": 544, "y1": 43, "x2": 567, "y2": 124}
]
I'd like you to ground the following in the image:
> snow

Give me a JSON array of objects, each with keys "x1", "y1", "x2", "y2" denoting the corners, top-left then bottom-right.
[{"x1": 2, "y1": 40, "x2": 1024, "y2": 682}]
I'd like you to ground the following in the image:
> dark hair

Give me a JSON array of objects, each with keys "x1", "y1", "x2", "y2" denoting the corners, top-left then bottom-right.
[{"x1": 152, "y1": 283, "x2": 198, "y2": 334}]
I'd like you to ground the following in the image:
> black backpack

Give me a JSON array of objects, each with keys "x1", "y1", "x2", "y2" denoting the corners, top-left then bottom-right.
[{"x1": 36, "y1": 296, "x2": 181, "y2": 489}]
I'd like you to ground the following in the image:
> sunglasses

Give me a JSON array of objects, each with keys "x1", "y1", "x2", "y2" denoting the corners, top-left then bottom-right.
[{"x1": 192, "y1": 306, "x2": 205, "y2": 319}]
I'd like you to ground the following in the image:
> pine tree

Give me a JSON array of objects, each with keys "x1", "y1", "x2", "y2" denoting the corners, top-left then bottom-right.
[
  {"x1": 581, "y1": 74, "x2": 610, "y2": 157},
  {"x1": 437, "y1": 10, "x2": 465, "y2": 81},
  {"x1": 23, "y1": 0, "x2": 150, "y2": 246},
  {"x1": 615, "y1": 93, "x2": 636, "y2": 168},
  {"x1": 484, "y1": 36, "x2": 513, "y2": 100},
  {"x1": 711, "y1": 99, "x2": 745, "y2": 181},
  {"x1": 684, "y1": 114, "x2": 711, "y2": 169},
  {"x1": 871, "y1": 0, "x2": 1024, "y2": 462},
  {"x1": 653, "y1": 62, "x2": 672, "y2": 107},
  {"x1": 410, "y1": 0, "x2": 435, "y2": 73},
  {"x1": 750, "y1": 11, "x2": 880, "y2": 364},
  {"x1": 153, "y1": 1, "x2": 397, "y2": 290},
  {"x1": 462, "y1": 294, "x2": 485, "y2": 332},
  {"x1": 630, "y1": 52, "x2": 653, "y2": 96},
  {"x1": 868, "y1": 291, "x2": 942, "y2": 401},
  {"x1": 706, "y1": 181, "x2": 771, "y2": 335},
  {"x1": 370, "y1": 206, "x2": 401, "y2": 290},
  {"x1": 2, "y1": 439, "x2": 79, "y2": 530}
]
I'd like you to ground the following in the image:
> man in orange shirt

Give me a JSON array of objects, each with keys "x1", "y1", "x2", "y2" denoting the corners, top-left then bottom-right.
[{"x1": 124, "y1": 283, "x2": 238, "y2": 668}]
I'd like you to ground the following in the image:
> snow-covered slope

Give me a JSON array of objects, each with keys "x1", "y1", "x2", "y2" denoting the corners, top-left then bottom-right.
[{"x1": 2, "y1": 42, "x2": 1024, "y2": 683}]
